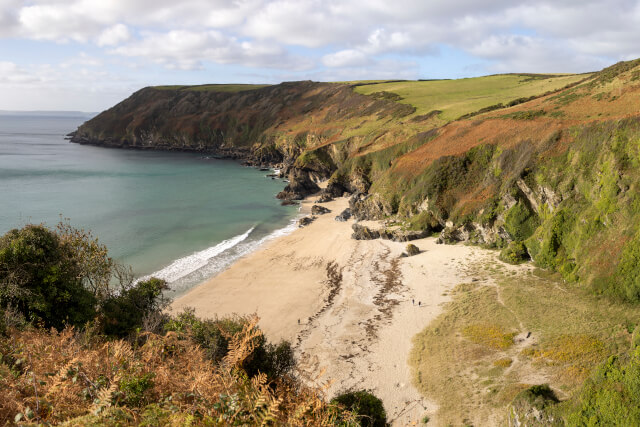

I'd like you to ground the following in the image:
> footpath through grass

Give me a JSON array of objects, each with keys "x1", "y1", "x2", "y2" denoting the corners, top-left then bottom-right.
[
  {"x1": 354, "y1": 74, "x2": 588, "y2": 121},
  {"x1": 409, "y1": 255, "x2": 640, "y2": 426}
]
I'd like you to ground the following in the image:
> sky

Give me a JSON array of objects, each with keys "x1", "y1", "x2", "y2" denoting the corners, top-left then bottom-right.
[{"x1": 0, "y1": 0, "x2": 639, "y2": 111}]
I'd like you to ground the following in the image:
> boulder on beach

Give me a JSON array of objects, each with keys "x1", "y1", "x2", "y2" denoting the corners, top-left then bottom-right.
[
  {"x1": 335, "y1": 208, "x2": 352, "y2": 222},
  {"x1": 316, "y1": 192, "x2": 333, "y2": 203},
  {"x1": 311, "y1": 205, "x2": 331, "y2": 215},
  {"x1": 298, "y1": 216, "x2": 315, "y2": 227}
]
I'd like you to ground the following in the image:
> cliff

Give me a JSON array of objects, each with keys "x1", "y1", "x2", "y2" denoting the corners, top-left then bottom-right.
[{"x1": 70, "y1": 59, "x2": 640, "y2": 302}]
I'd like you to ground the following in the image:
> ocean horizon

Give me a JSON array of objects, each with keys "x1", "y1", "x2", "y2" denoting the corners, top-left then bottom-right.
[{"x1": 0, "y1": 113, "x2": 299, "y2": 296}]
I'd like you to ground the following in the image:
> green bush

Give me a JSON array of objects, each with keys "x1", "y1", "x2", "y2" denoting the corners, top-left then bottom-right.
[
  {"x1": 244, "y1": 338, "x2": 296, "y2": 380},
  {"x1": 499, "y1": 241, "x2": 530, "y2": 264},
  {"x1": 331, "y1": 390, "x2": 387, "y2": 427},
  {"x1": 100, "y1": 278, "x2": 169, "y2": 338},
  {"x1": 118, "y1": 372, "x2": 156, "y2": 407},
  {"x1": 612, "y1": 230, "x2": 640, "y2": 302},
  {"x1": 165, "y1": 309, "x2": 295, "y2": 380},
  {"x1": 504, "y1": 201, "x2": 539, "y2": 242},
  {"x1": 0, "y1": 224, "x2": 99, "y2": 329},
  {"x1": 164, "y1": 309, "x2": 244, "y2": 363},
  {"x1": 567, "y1": 349, "x2": 640, "y2": 425},
  {"x1": 515, "y1": 384, "x2": 559, "y2": 410}
]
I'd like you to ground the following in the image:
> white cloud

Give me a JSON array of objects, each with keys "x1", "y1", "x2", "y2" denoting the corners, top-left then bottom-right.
[
  {"x1": 0, "y1": 61, "x2": 41, "y2": 84},
  {"x1": 322, "y1": 50, "x2": 370, "y2": 68},
  {"x1": 2, "y1": 0, "x2": 640, "y2": 110},
  {"x1": 111, "y1": 30, "x2": 313, "y2": 71},
  {"x1": 97, "y1": 24, "x2": 131, "y2": 47}
]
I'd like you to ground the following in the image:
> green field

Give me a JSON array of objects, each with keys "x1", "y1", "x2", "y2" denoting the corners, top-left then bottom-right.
[
  {"x1": 354, "y1": 74, "x2": 590, "y2": 121},
  {"x1": 153, "y1": 84, "x2": 270, "y2": 92}
]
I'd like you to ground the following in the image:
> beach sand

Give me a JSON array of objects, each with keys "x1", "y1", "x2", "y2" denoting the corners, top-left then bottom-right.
[{"x1": 172, "y1": 194, "x2": 485, "y2": 425}]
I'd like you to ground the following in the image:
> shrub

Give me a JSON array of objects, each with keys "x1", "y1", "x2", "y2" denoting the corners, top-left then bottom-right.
[
  {"x1": 331, "y1": 390, "x2": 387, "y2": 427},
  {"x1": 0, "y1": 224, "x2": 99, "y2": 329},
  {"x1": 100, "y1": 278, "x2": 169, "y2": 338},
  {"x1": 567, "y1": 349, "x2": 640, "y2": 425},
  {"x1": 164, "y1": 309, "x2": 245, "y2": 363},
  {"x1": 499, "y1": 241, "x2": 530, "y2": 264},
  {"x1": 504, "y1": 201, "x2": 539, "y2": 242},
  {"x1": 118, "y1": 372, "x2": 156, "y2": 407},
  {"x1": 244, "y1": 339, "x2": 296, "y2": 380},
  {"x1": 165, "y1": 309, "x2": 296, "y2": 380},
  {"x1": 515, "y1": 384, "x2": 559, "y2": 410}
]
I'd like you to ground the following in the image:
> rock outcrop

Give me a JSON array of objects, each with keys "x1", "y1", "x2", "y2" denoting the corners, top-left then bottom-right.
[
  {"x1": 335, "y1": 208, "x2": 352, "y2": 222},
  {"x1": 277, "y1": 169, "x2": 321, "y2": 200},
  {"x1": 311, "y1": 205, "x2": 331, "y2": 215},
  {"x1": 298, "y1": 216, "x2": 315, "y2": 227},
  {"x1": 351, "y1": 224, "x2": 430, "y2": 242}
]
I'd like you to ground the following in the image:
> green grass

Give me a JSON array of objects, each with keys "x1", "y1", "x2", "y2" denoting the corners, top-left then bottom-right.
[
  {"x1": 153, "y1": 84, "x2": 270, "y2": 92},
  {"x1": 409, "y1": 262, "x2": 640, "y2": 426},
  {"x1": 353, "y1": 74, "x2": 589, "y2": 121}
]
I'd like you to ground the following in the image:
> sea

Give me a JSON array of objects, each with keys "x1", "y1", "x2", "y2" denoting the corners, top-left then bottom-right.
[{"x1": 0, "y1": 113, "x2": 300, "y2": 297}]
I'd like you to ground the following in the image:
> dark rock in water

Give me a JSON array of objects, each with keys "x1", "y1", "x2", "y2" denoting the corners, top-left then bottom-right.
[
  {"x1": 316, "y1": 192, "x2": 333, "y2": 203},
  {"x1": 298, "y1": 216, "x2": 315, "y2": 227},
  {"x1": 335, "y1": 208, "x2": 352, "y2": 222},
  {"x1": 351, "y1": 224, "x2": 380, "y2": 240},
  {"x1": 281, "y1": 199, "x2": 299, "y2": 206},
  {"x1": 259, "y1": 167, "x2": 270, "y2": 171},
  {"x1": 311, "y1": 205, "x2": 331, "y2": 215}
]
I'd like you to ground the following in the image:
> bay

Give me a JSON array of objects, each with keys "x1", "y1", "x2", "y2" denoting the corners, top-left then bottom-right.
[{"x1": 0, "y1": 114, "x2": 298, "y2": 296}]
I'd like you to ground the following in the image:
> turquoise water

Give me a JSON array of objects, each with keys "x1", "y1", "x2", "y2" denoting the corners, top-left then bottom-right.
[{"x1": 0, "y1": 114, "x2": 298, "y2": 296}]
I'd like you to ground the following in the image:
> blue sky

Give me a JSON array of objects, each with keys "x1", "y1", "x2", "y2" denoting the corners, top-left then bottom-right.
[{"x1": 0, "y1": 0, "x2": 639, "y2": 111}]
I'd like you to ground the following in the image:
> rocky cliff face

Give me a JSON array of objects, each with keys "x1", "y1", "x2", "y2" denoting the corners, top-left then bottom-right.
[
  {"x1": 70, "y1": 81, "x2": 415, "y2": 200},
  {"x1": 70, "y1": 59, "x2": 640, "y2": 302}
]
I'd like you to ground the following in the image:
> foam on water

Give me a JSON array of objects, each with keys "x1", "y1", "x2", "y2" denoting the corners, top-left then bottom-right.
[
  {"x1": 141, "y1": 226, "x2": 255, "y2": 284},
  {"x1": 165, "y1": 218, "x2": 299, "y2": 296}
]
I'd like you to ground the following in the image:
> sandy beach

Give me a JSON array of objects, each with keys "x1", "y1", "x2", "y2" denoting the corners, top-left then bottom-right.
[{"x1": 172, "y1": 193, "x2": 485, "y2": 425}]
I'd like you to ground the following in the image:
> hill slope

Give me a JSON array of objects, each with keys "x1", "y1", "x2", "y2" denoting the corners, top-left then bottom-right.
[{"x1": 70, "y1": 60, "x2": 640, "y2": 300}]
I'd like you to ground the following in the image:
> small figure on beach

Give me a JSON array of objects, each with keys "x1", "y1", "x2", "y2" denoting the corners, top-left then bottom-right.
[
  {"x1": 298, "y1": 319, "x2": 300, "y2": 325},
  {"x1": 418, "y1": 301, "x2": 421, "y2": 307},
  {"x1": 412, "y1": 298, "x2": 415, "y2": 305}
]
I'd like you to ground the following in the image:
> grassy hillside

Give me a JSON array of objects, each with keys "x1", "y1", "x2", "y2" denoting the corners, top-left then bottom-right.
[
  {"x1": 353, "y1": 73, "x2": 588, "y2": 121},
  {"x1": 410, "y1": 262, "x2": 640, "y2": 425}
]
